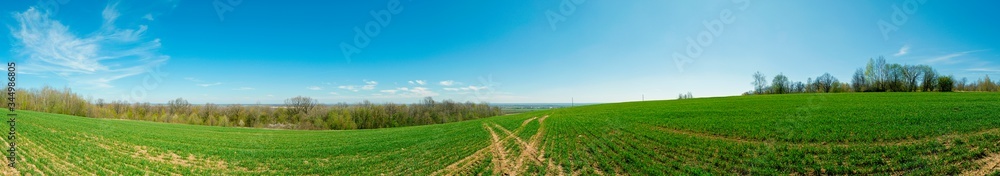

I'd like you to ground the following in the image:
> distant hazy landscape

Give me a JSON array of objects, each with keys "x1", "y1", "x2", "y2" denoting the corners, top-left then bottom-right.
[{"x1": 3, "y1": 0, "x2": 1000, "y2": 175}]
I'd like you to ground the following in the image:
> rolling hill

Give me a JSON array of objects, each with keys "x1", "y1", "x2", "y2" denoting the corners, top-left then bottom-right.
[{"x1": 2, "y1": 92, "x2": 999, "y2": 175}]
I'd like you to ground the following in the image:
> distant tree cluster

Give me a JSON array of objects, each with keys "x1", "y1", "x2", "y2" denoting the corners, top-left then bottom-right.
[
  {"x1": 745, "y1": 72, "x2": 850, "y2": 95},
  {"x1": 745, "y1": 56, "x2": 1000, "y2": 95},
  {"x1": 677, "y1": 92, "x2": 694, "y2": 100},
  {"x1": 1, "y1": 86, "x2": 501, "y2": 130}
]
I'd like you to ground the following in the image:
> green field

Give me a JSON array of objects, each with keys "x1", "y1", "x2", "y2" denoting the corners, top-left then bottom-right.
[{"x1": 2, "y1": 93, "x2": 1000, "y2": 175}]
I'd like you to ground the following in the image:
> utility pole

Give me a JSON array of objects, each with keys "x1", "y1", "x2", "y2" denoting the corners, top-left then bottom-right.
[
  {"x1": 571, "y1": 97, "x2": 574, "y2": 107},
  {"x1": 642, "y1": 94, "x2": 645, "y2": 101}
]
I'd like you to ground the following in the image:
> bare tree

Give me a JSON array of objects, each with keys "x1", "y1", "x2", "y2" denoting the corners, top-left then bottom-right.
[
  {"x1": 285, "y1": 96, "x2": 318, "y2": 115},
  {"x1": 852, "y1": 68, "x2": 866, "y2": 92},
  {"x1": 981, "y1": 75, "x2": 997, "y2": 92},
  {"x1": 901, "y1": 65, "x2": 922, "y2": 92},
  {"x1": 677, "y1": 92, "x2": 693, "y2": 99},
  {"x1": 918, "y1": 65, "x2": 937, "y2": 92},
  {"x1": 793, "y1": 81, "x2": 805, "y2": 93},
  {"x1": 167, "y1": 98, "x2": 192, "y2": 115},
  {"x1": 875, "y1": 56, "x2": 888, "y2": 91},
  {"x1": 816, "y1": 73, "x2": 838, "y2": 93},
  {"x1": 752, "y1": 71, "x2": 767, "y2": 94},
  {"x1": 958, "y1": 77, "x2": 968, "y2": 91}
]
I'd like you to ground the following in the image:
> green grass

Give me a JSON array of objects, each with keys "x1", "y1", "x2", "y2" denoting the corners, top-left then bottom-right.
[{"x1": 2, "y1": 92, "x2": 1000, "y2": 175}]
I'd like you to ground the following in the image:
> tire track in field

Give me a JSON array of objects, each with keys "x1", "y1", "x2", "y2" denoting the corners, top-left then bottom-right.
[
  {"x1": 430, "y1": 124, "x2": 512, "y2": 176},
  {"x1": 493, "y1": 116, "x2": 552, "y2": 174},
  {"x1": 433, "y1": 115, "x2": 556, "y2": 176},
  {"x1": 432, "y1": 117, "x2": 537, "y2": 175},
  {"x1": 963, "y1": 149, "x2": 1000, "y2": 176},
  {"x1": 485, "y1": 124, "x2": 509, "y2": 174}
]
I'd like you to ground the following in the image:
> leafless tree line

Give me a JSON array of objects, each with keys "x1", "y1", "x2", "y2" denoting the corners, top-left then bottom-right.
[{"x1": 2, "y1": 87, "x2": 501, "y2": 130}]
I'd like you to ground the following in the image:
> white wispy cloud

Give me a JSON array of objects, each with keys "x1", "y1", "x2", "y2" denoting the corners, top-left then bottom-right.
[
  {"x1": 328, "y1": 92, "x2": 338, "y2": 95},
  {"x1": 11, "y1": 5, "x2": 169, "y2": 88},
  {"x1": 336, "y1": 80, "x2": 379, "y2": 92},
  {"x1": 409, "y1": 80, "x2": 426, "y2": 85},
  {"x1": 233, "y1": 87, "x2": 254, "y2": 90},
  {"x1": 966, "y1": 68, "x2": 1000, "y2": 73},
  {"x1": 443, "y1": 85, "x2": 488, "y2": 91},
  {"x1": 923, "y1": 50, "x2": 986, "y2": 64},
  {"x1": 439, "y1": 80, "x2": 461, "y2": 86},
  {"x1": 894, "y1": 45, "x2": 909, "y2": 57},
  {"x1": 407, "y1": 87, "x2": 438, "y2": 96},
  {"x1": 306, "y1": 86, "x2": 322, "y2": 90},
  {"x1": 379, "y1": 87, "x2": 439, "y2": 97},
  {"x1": 338, "y1": 85, "x2": 359, "y2": 92},
  {"x1": 463, "y1": 85, "x2": 487, "y2": 91},
  {"x1": 142, "y1": 14, "x2": 154, "y2": 21},
  {"x1": 197, "y1": 82, "x2": 222, "y2": 87},
  {"x1": 185, "y1": 77, "x2": 224, "y2": 87},
  {"x1": 362, "y1": 80, "x2": 378, "y2": 90}
]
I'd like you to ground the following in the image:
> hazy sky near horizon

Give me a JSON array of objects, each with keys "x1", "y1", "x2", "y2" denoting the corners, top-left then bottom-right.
[{"x1": 2, "y1": 0, "x2": 999, "y2": 104}]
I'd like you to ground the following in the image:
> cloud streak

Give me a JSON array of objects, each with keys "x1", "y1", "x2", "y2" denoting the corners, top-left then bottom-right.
[
  {"x1": 378, "y1": 87, "x2": 439, "y2": 97},
  {"x1": 923, "y1": 50, "x2": 986, "y2": 64},
  {"x1": 439, "y1": 80, "x2": 460, "y2": 86},
  {"x1": 362, "y1": 80, "x2": 378, "y2": 90},
  {"x1": 198, "y1": 82, "x2": 222, "y2": 87},
  {"x1": 408, "y1": 80, "x2": 426, "y2": 85},
  {"x1": 893, "y1": 45, "x2": 909, "y2": 57},
  {"x1": 966, "y1": 68, "x2": 1000, "y2": 73},
  {"x1": 10, "y1": 5, "x2": 169, "y2": 89},
  {"x1": 338, "y1": 85, "x2": 359, "y2": 92}
]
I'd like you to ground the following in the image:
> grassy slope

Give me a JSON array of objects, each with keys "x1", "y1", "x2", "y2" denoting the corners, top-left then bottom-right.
[{"x1": 1, "y1": 92, "x2": 999, "y2": 175}]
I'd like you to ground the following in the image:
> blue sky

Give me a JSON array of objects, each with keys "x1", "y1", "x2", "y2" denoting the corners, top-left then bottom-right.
[{"x1": 2, "y1": 0, "x2": 999, "y2": 104}]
